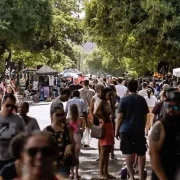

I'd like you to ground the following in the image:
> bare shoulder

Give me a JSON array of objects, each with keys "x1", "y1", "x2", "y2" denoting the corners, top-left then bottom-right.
[{"x1": 149, "y1": 121, "x2": 164, "y2": 142}]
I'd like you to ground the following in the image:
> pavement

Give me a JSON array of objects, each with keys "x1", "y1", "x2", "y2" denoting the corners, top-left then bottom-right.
[{"x1": 28, "y1": 103, "x2": 151, "y2": 180}]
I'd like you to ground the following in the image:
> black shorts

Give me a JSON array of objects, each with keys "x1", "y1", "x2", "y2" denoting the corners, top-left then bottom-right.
[{"x1": 120, "y1": 133, "x2": 147, "y2": 156}]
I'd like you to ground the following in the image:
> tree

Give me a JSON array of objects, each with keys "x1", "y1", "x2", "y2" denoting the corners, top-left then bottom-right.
[
  {"x1": 84, "y1": 0, "x2": 180, "y2": 75},
  {"x1": 85, "y1": 47, "x2": 124, "y2": 76},
  {"x1": 0, "y1": 0, "x2": 52, "y2": 57},
  {"x1": 0, "y1": 0, "x2": 84, "y2": 72}
]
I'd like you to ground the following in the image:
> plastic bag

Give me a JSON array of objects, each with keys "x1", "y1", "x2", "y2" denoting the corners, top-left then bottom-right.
[{"x1": 81, "y1": 128, "x2": 91, "y2": 145}]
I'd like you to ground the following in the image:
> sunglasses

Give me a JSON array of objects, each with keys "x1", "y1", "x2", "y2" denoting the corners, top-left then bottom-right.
[
  {"x1": 165, "y1": 104, "x2": 179, "y2": 111},
  {"x1": 6, "y1": 104, "x2": 15, "y2": 109},
  {"x1": 55, "y1": 113, "x2": 65, "y2": 117},
  {"x1": 25, "y1": 147, "x2": 53, "y2": 157}
]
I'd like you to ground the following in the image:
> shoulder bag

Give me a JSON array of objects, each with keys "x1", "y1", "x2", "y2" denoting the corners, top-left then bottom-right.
[{"x1": 91, "y1": 124, "x2": 103, "y2": 139}]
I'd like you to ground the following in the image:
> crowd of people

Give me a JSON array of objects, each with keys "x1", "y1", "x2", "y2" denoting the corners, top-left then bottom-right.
[{"x1": 0, "y1": 75, "x2": 180, "y2": 180}]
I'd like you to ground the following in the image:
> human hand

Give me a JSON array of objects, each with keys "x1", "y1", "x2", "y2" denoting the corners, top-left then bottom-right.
[
  {"x1": 115, "y1": 131, "x2": 120, "y2": 140},
  {"x1": 64, "y1": 145, "x2": 72, "y2": 157}
]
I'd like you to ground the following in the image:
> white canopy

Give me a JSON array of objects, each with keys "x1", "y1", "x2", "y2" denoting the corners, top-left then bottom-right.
[
  {"x1": 62, "y1": 72, "x2": 78, "y2": 78},
  {"x1": 173, "y1": 68, "x2": 180, "y2": 77}
]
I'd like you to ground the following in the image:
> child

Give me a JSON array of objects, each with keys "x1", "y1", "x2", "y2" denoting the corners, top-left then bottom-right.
[{"x1": 69, "y1": 104, "x2": 82, "y2": 179}]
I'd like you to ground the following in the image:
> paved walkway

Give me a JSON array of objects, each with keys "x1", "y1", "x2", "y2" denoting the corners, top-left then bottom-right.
[
  {"x1": 28, "y1": 104, "x2": 152, "y2": 180},
  {"x1": 79, "y1": 139, "x2": 151, "y2": 180}
]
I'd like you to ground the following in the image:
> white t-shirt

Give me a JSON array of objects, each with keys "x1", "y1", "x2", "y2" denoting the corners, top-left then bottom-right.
[
  {"x1": 32, "y1": 81, "x2": 38, "y2": 91},
  {"x1": 138, "y1": 89, "x2": 148, "y2": 97},
  {"x1": 145, "y1": 95, "x2": 158, "y2": 108},
  {"x1": 115, "y1": 84, "x2": 127, "y2": 98}
]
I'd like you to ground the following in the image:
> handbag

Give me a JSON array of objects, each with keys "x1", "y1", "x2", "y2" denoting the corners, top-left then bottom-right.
[{"x1": 91, "y1": 124, "x2": 103, "y2": 139}]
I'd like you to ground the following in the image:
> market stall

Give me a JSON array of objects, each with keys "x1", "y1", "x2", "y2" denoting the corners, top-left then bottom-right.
[
  {"x1": 19, "y1": 68, "x2": 37, "y2": 94},
  {"x1": 59, "y1": 68, "x2": 84, "y2": 83},
  {"x1": 35, "y1": 65, "x2": 58, "y2": 101},
  {"x1": 173, "y1": 68, "x2": 180, "y2": 78}
]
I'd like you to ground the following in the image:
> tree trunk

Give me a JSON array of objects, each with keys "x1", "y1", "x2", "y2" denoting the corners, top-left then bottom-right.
[{"x1": 16, "y1": 60, "x2": 23, "y2": 86}]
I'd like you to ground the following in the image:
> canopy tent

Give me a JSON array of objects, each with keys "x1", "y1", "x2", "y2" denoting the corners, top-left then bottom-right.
[
  {"x1": 19, "y1": 68, "x2": 36, "y2": 74},
  {"x1": 59, "y1": 68, "x2": 82, "y2": 76},
  {"x1": 62, "y1": 72, "x2": 79, "y2": 78},
  {"x1": 36, "y1": 65, "x2": 58, "y2": 75},
  {"x1": 173, "y1": 68, "x2": 180, "y2": 78}
]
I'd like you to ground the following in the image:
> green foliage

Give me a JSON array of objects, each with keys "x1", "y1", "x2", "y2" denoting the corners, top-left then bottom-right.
[
  {"x1": 85, "y1": 47, "x2": 124, "y2": 76},
  {"x1": 0, "y1": 0, "x2": 84, "y2": 72},
  {"x1": 85, "y1": 0, "x2": 180, "y2": 75},
  {"x1": 0, "y1": 0, "x2": 52, "y2": 51}
]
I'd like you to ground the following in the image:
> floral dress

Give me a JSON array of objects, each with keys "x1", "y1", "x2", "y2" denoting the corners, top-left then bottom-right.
[{"x1": 44, "y1": 124, "x2": 71, "y2": 169}]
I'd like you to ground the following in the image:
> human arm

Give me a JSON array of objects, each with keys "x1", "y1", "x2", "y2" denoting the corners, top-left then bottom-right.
[
  {"x1": 109, "y1": 95, "x2": 116, "y2": 118},
  {"x1": 14, "y1": 94, "x2": 19, "y2": 104},
  {"x1": 94, "y1": 101, "x2": 103, "y2": 120},
  {"x1": 124, "y1": 87, "x2": 128, "y2": 96},
  {"x1": 115, "y1": 112, "x2": 123, "y2": 140},
  {"x1": 152, "y1": 102, "x2": 163, "y2": 123},
  {"x1": 90, "y1": 97, "x2": 95, "y2": 123},
  {"x1": 82, "y1": 100, "x2": 90, "y2": 128},
  {"x1": 115, "y1": 96, "x2": 120, "y2": 108},
  {"x1": 149, "y1": 121, "x2": 167, "y2": 180},
  {"x1": 143, "y1": 98, "x2": 149, "y2": 128},
  {"x1": 115, "y1": 98, "x2": 125, "y2": 139}
]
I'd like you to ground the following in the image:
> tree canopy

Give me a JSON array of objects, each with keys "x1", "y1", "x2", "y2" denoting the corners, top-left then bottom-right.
[
  {"x1": 0, "y1": 0, "x2": 84, "y2": 72},
  {"x1": 85, "y1": 47, "x2": 125, "y2": 76},
  {"x1": 84, "y1": 0, "x2": 180, "y2": 75}
]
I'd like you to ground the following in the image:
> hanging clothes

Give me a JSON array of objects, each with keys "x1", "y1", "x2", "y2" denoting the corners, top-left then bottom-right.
[
  {"x1": 48, "y1": 75, "x2": 54, "y2": 86},
  {"x1": 44, "y1": 86, "x2": 50, "y2": 98}
]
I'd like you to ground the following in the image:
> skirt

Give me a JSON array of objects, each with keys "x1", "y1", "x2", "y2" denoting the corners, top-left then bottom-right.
[{"x1": 99, "y1": 122, "x2": 114, "y2": 146}]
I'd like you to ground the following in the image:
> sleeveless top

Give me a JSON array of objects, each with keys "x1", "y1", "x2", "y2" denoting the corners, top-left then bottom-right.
[
  {"x1": 152, "y1": 117, "x2": 180, "y2": 180},
  {"x1": 44, "y1": 125, "x2": 71, "y2": 168},
  {"x1": 93, "y1": 94, "x2": 101, "y2": 114}
]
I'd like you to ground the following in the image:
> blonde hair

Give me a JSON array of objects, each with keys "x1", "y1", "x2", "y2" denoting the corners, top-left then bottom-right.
[{"x1": 6, "y1": 85, "x2": 15, "y2": 95}]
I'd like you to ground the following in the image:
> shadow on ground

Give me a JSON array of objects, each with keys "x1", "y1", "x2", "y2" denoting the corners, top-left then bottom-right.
[{"x1": 79, "y1": 149, "x2": 151, "y2": 180}]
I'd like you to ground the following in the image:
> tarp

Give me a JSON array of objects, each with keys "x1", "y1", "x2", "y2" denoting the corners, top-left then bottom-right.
[
  {"x1": 62, "y1": 72, "x2": 79, "y2": 78},
  {"x1": 20, "y1": 68, "x2": 36, "y2": 74},
  {"x1": 36, "y1": 65, "x2": 58, "y2": 75},
  {"x1": 173, "y1": 68, "x2": 180, "y2": 77},
  {"x1": 59, "y1": 68, "x2": 82, "y2": 76}
]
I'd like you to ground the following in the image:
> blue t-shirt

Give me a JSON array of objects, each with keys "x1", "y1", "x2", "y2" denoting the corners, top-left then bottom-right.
[{"x1": 118, "y1": 94, "x2": 149, "y2": 134}]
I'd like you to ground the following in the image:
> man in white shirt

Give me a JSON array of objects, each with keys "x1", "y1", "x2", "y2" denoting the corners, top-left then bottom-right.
[
  {"x1": 65, "y1": 90, "x2": 89, "y2": 127},
  {"x1": 115, "y1": 77, "x2": 127, "y2": 98},
  {"x1": 138, "y1": 82, "x2": 148, "y2": 97}
]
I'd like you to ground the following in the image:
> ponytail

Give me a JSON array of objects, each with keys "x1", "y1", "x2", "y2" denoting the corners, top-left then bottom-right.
[{"x1": 147, "y1": 89, "x2": 152, "y2": 99}]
